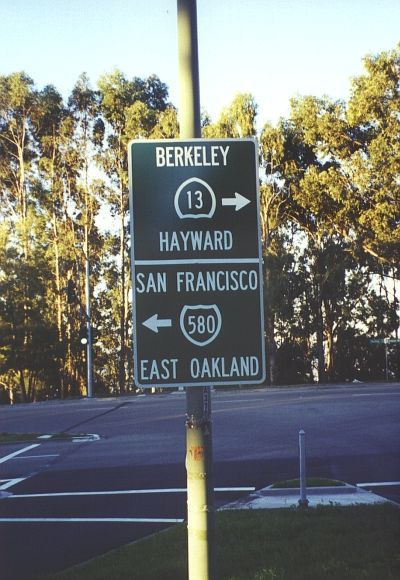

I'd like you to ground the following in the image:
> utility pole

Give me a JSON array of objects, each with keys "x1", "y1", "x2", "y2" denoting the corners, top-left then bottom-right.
[
  {"x1": 84, "y1": 250, "x2": 93, "y2": 398},
  {"x1": 177, "y1": 1, "x2": 215, "y2": 578}
]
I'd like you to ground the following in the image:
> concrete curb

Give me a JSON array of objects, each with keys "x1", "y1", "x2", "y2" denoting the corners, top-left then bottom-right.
[
  {"x1": 219, "y1": 484, "x2": 390, "y2": 510},
  {"x1": 261, "y1": 484, "x2": 355, "y2": 496}
]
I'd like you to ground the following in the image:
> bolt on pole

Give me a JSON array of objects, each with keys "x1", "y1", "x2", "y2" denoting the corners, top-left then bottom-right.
[{"x1": 177, "y1": 1, "x2": 215, "y2": 578}]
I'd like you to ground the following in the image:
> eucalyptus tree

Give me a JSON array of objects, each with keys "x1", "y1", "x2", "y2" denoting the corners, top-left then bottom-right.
[
  {"x1": 203, "y1": 93, "x2": 290, "y2": 384},
  {"x1": 65, "y1": 73, "x2": 104, "y2": 396},
  {"x1": 150, "y1": 105, "x2": 179, "y2": 139},
  {"x1": 346, "y1": 44, "x2": 400, "y2": 265},
  {"x1": 259, "y1": 121, "x2": 298, "y2": 383},
  {"x1": 0, "y1": 211, "x2": 60, "y2": 401},
  {"x1": 259, "y1": 117, "x2": 323, "y2": 381},
  {"x1": 0, "y1": 73, "x2": 60, "y2": 399},
  {"x1": 202, "y1": 92, "x2": 257, "y2": 138},
  {"x1": 97, "y1": 71, "x2": 170, "y2": 393},
  {"x1": 259, "y1": 44, "x2": 400, "y2": 383},
  {"x1": 33, "y1": 84, "x2": 77, "y2": 396},
  {"x1": 0, "y1": 72, "x2": 40, "y2": 257},
  {"x1": 346, "y1": 46, "x2": 400, "y2": 375},
  {"x1": 285, "y1": 44, "x2": 400, "y2": 267}
]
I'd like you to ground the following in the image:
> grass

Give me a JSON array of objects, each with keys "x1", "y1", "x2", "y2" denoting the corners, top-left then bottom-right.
[
  {"x1": 271, "y1": 477, "x2": 345, "y2": 488},
  {"x1": 0, "y1": 432, "x2": 42, "y2": 443},
  {"x1": 44, "y1": 503, "x2": 400, "y2": 580}
]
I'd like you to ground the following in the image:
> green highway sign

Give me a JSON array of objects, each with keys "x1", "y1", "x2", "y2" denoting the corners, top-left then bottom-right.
[{"x1": 128, "y1": 138, "x2": 266, "y2": 388}]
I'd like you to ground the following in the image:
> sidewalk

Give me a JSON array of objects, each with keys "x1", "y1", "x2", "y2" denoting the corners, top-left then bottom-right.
[{"x1": 220, "y1": 483, "x2": 390, "y2": 510}]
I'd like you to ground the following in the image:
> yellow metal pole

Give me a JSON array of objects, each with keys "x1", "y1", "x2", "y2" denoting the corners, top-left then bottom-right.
[
  {"x1": 177, "y1": 2, "x2": 215, "y2": 578},
  {"x1": 185, "y1": 386, "x2": 215, "y2": 580},
  {"x1": 177, "y1": 0, "x2": 201, "y2": 139}
]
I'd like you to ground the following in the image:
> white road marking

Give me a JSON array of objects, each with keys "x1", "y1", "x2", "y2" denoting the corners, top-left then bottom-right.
[
  {"x1": 72, "y1": 434, "x2": 100, "y2": 442},
  {"x1": 75, "y1": 408, "x2": 115, "y2": 412},
  {"x1": 0, "y1": 517, "x2": 184, "y2": 523},
  {"x1": 11, "y1": 455, "x2": 59, "y2": 460},
  {"x1": 0, "y1": 478, "x2": 27, "y2": 491},
  {"x1": 357, "y1": 481, "x2": 400, "y2": 488},
  {"x1": 214, "y1": 399, "x2": 265, "y2": 404},
  {"x1": 38, "y1": 435, "x2": 52, "y2": 439},
  {"x1": 215, "y1": 487, "x2": 255, "y2": 492},
  {"x1": 352, "y1": 393, "x2": 400, "y2": 397},
  {"x1": 9, "y1": 486, "x2": 255, "y2": 499},
  {"x1": 0, "y1": 444, "x2": 40, "y2": 464}
]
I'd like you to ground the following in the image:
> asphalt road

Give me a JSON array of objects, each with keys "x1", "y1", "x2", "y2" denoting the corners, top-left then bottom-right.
[{"x1": 1, "y1": 382, "x2": 399, "y2": 579}]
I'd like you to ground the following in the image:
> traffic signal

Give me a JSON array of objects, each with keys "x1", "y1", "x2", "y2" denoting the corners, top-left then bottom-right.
[
  {"x1": 78, "y1": 324, "x2": 99, "y2": 346},
  {"x1": 91, "y1": 327, "x2": 98, "y2": 344}
]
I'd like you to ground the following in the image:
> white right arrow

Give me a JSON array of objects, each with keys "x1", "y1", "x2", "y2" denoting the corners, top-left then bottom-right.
[
  {"x1": 222, "y1": 192, "x2": 251, "y2": 211},
  {"x1": 142, "y1": 314, "x2": 172, "y2": 333}
]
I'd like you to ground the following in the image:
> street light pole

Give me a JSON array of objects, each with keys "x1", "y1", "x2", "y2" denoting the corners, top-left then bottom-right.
[{"x1": 84, "y1": 227, "x2": 93, "y2": 399}]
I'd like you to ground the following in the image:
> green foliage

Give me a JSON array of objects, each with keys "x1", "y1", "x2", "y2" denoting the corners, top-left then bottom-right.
[
  {"x1": 203, "y1": 92, "x2": 258, "y2": 137},
  {"x1": 259, "y1": 45, "x2": 400, "y2": 383},
  {"x1": 0, "y1": 213, "x2": 62, "y2": 400}
]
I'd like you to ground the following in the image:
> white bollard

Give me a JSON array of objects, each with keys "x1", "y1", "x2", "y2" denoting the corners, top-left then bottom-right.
[{"x1": 298, "y1": 429, "x2": 309, "y2": 507}]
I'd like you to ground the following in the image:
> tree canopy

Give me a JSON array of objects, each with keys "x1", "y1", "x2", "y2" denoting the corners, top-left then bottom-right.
[{"x1": 0, "y1": 44, "x2": 399, "y2": 402}]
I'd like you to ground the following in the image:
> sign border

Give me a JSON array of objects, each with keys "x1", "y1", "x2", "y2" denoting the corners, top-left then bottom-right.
[{"x1": 128, "y1": 137, "x2": 266, "y2": 388}]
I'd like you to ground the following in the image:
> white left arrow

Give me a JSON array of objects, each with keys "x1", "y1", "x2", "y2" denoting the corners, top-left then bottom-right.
[
  {"x1": 142, "y1": 314, "x2": 172, "y2": 333},
  {"x1": 222, "y1": 192, "x2": 251, "y2": 211}
]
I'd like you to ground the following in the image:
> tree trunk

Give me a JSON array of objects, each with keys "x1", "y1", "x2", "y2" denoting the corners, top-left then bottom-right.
[
  {"x1": 264, "y1": 263, "x2": 277, "y2": 385},
  {"x1": 118, "y1": 186, "x2": 126, "y2": 394},
  {"x1": 324, "y1": 299, "x2": 334, "y2": 381},
  {"x1": 19, "y1": 370, "x2": 27, "y2": 403},
  {"x1": 313, "y1": 261, "x2": 326, "y2": 384},
  {"x1": 393, "y1": 268, "x2": 399, "y2": 339},
  {"x1": 266, "y1": 312, "x2": 277, "y2": 385}
]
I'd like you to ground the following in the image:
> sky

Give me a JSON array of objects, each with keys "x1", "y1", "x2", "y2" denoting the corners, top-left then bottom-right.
[{"x1": 1, "y1": 0, "x2": 399, "y2": 128}]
